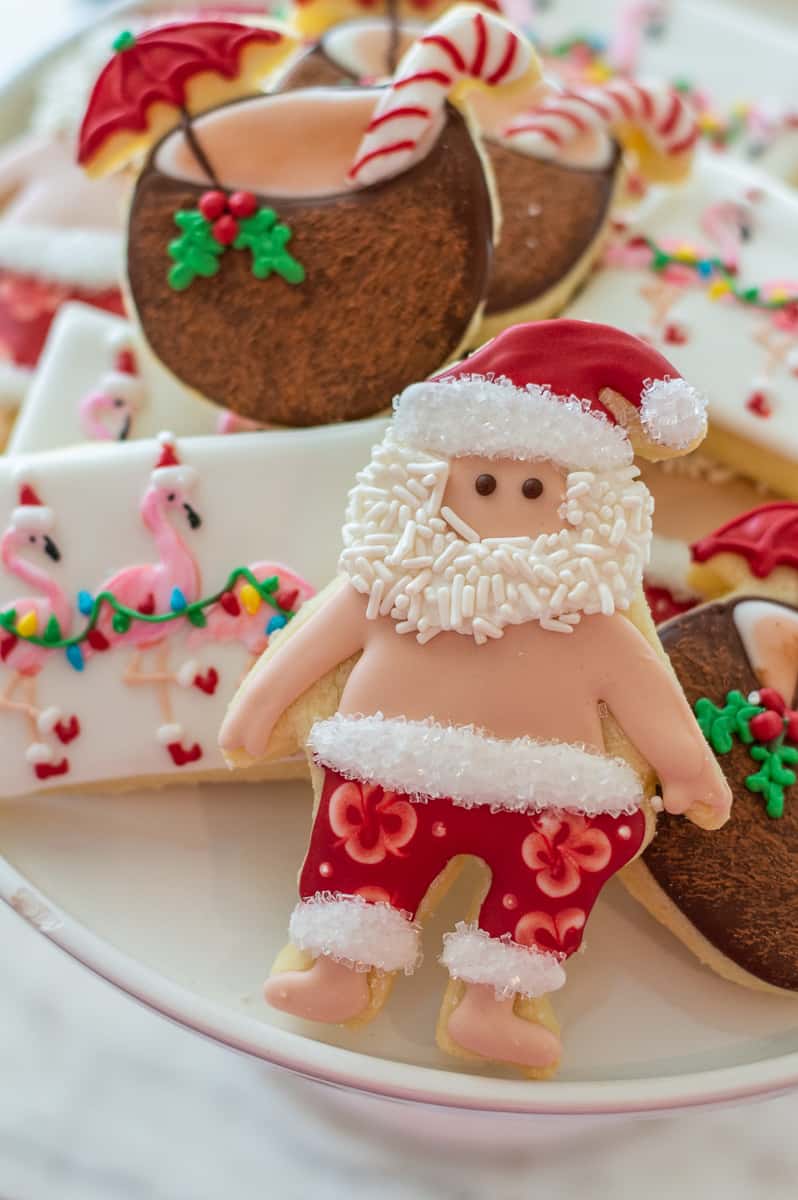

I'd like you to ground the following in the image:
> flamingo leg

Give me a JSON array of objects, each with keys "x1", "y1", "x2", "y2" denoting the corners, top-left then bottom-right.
[
  {"x1": 155, "y1": 642, "x2": 175, "y2": 725},
  {"x1": 123, "y1": 646, "x2": 177, "y2": 688},
  {"x1": 0, "y1": 673, "x2": 40, "y2": 738}
]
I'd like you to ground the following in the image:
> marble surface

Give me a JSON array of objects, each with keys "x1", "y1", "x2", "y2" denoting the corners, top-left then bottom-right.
[{"x1": 0, "y1": 2, "x2": 797, "y2": 1196}]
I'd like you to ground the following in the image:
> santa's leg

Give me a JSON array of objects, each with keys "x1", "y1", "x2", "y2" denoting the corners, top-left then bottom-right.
[
  {"x1": 438, "y1": 804, "x2": 649, "y2": 1075},
  {"x1": 264, "y1": 767, "x2": 440, "y2": 1026}
]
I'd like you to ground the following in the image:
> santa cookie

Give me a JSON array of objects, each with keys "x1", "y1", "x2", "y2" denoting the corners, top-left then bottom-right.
[
  {"x1": 80, "y1": 9, "x2": 541, "y2": 426},
  {"x1": 624, "y1": 578, "x2": 798, "y2": 992},
  {"x1": 8, "y1": 304, "x2": 262, "y2": 454},
  {"x1": 0, "y1": 421, "x2": 385, "y2": 798},
  {"x1": 220, "y1": 318, "x2": 730, "y2": 1078},
  {"x1": 565, "y1": 153, "x2": 798, "y2": 498}
]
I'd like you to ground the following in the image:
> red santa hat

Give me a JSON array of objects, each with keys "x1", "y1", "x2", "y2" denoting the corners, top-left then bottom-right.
[
  {"x1": 12, "y1": 482, "x2": 54, "y2": 533},
  {"x1": 101, "y1": 334, "x2": 141, "y2": 402},
  {"x1": 151, "y1": 432, "x2": 197, "y2": 490},
  {"x1": 393, "y1": 320, "x2": 707, "y2": 469}
]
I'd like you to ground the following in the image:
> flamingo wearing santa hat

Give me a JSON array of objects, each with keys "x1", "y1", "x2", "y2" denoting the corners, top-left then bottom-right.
[
  {"x1": 88, "y1": 433, "x2": 205, "y2": 766},
  {"x1": 0, "y1": 482, "x2": 80, "y2": 779},
  {"x1": 78, "y1": 338, "x2": 144, "y2": 442}
]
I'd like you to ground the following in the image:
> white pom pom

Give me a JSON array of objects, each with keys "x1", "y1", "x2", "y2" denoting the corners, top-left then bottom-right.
[{"x1": 640, "y1": 377, "x2": 707, "y2": 449}]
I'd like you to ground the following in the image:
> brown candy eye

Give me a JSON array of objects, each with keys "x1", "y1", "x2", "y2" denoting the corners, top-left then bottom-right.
[
  {"x1": 475, "y1": 473, "x2": 497, "y2": 496},
  {"x1": 522, "y1": 477, "x2": 544, "y2": 499}
]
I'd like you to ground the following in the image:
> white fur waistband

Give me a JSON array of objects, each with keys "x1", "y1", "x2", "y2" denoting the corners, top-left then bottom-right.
[
  {"x1": 0, "y1": 223, "x2": 123, "y2": 290},
  {"x1": 308, "y1": 714, "x2": 644, "y2": 817}
]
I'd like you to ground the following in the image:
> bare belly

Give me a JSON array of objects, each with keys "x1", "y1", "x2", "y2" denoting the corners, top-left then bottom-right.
[{"x1": 337, "y1": 618, "x2": 608, "y2": 749}]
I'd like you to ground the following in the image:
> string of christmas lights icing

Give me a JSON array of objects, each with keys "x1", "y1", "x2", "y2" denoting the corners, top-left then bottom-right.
[
  {"x1": 0, "y1": 566, "x2": 295, "y2": 669},
  {"x1": 612, "y1": 233, "x2": 798, "y2": 311}
]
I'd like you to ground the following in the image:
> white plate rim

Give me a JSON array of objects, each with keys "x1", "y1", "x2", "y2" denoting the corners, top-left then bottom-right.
[{"x1": 3, "y1": 854, "x2": 798, "y2": 1116}]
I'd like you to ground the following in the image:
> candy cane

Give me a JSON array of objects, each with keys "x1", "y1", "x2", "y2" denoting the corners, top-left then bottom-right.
[
  {"x1": 348, "y1": 5, "x2": 539, "y2": 186},
  {"x1": 501, "y1": 78, "x2": 697, "y2": 168}
]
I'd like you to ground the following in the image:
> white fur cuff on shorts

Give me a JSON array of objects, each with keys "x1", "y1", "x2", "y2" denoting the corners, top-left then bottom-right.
[
  {"x1": 289, "y1": 893, "x2": 422, "y2": 974},
  {"x1": 440, "y1": 923, "x2": 567, "y2": 999}
]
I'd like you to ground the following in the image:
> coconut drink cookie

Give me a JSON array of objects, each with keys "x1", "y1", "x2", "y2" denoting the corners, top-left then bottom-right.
[
  {"x1": 565, "y1": 154, "x2": 798, "y2": 498},
  {"x1": 220, "y1": 319, "x2": 731, "y2": 1078},
  {"x1": 79, "y1": 8, "x2": 541, "y2": 427},
  {"x1": 0, "y1": 420, "x2": 389, "y2": 799},
  {"x1": 623, "y1": 506, "x2": 798, "y2": 992},
  {"x1": 278, "y1": 14, "x2": 697, "y2": 340}
]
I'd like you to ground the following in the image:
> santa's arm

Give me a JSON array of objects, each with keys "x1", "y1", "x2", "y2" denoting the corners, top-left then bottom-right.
[
  {"x1": 220, "y1": 578, "x2": 366, "y2": 761},
  {"x1": 596, "y1": 615, "x2": 732, "y2": 830}
]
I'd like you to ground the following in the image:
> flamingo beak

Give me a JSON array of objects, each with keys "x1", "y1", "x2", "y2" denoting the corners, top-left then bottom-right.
[
  {"x1": 118, "y1": 412, "x2": 132, "y2": 440},
  {"x1": 183, "y1": 502, "x2": 201, "y2": 530},
  {"x1": 43, "y1": 535, "x2": 61, "y2": 562}
]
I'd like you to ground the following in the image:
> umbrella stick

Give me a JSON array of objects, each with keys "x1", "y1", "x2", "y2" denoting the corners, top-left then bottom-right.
[
  {"x1": 386, "y1": 0, "x2": 400, "y2": 76},
  {"x1": 179, "y1": 107, "x2": 221, "y2": 190}
]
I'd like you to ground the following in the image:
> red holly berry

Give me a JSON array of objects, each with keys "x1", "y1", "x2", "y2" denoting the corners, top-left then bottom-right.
[
  {"x1": 199, "y1": 189, "x2": 227, "y2": 221},
  {"x1": 787, "y1": 712, "x2": 798, "y2": 744},
  {"x1": 750, "y1": 709, "x2": 784, "y2": 742},
  {"x1": 228, "y1": 190, "x2": 257, "y2": 218},
  {"x1": 276, "y1": 587, "x2": 300, "y2": 612},
  {"x1": 212, "y1": 214, "x2": 239, "y2": 245},
  {"x1": 759, "y1": 687, "x2": 786, "y2": 714}
]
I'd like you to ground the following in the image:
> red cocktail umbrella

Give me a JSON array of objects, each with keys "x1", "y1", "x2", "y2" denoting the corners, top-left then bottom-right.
[{"x1": 78, "y1": 20, "x2": 298, "y2": 178}]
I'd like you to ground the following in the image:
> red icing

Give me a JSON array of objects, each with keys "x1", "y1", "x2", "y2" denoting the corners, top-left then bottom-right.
[
  {"x1": 0, "y1": 633, "x2": 16, "y2": 661},
  {"x1": 193, "y1": 666, "x2": 219, "y2": 694},
  {"x1": 691, "y1": 503, "x2": 798, "y2": 578},
  {"x1": 34, "y1": 758, "x2": 69, "y2": 781},
  {"x1": 434, "y1": 320, "x2": 685, "y2": 429},
  {"x1": 54, "y1": 716, "x2": 80, "y2": 745},
  {"x1": 77, "y1": 22, "x2": 285, "y2": 166},
  {"x1": 746, "y1": 390, "x2": 773, "y2": 417},
  {"x1": 166, "y1": 740, "x2": 203, "y2": 766},
  {"x1": 644, "y1": 583, "x2": 696, "y2": 625},
  {"x1": 300, "y1": 769, "x2": 645, "y2": 958},
  {"x1": 0, "y1": 271, "x2": 123, "y2": 373}
]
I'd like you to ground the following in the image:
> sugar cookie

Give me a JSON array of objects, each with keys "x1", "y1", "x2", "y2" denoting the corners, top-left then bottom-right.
[
  {"x1": 565, "y1": 154, "x2": 798, "y2": 498},
  {"x1": 0, "y1": 421, "x2": 386, "y2": 798},
  {"x1": 220, "y1": 319, "x2": 730, "y2": 1077}
]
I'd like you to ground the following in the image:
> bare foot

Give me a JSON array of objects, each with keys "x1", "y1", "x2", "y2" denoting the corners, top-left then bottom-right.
[
  {"x1": 264, "y1": 954, "x2": 370, "y2": 1023},
  {"x1": 447, "y1": 982, "x2": 561, "y2": 1069}
]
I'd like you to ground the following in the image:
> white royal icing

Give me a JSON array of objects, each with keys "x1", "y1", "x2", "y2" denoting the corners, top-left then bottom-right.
[
  {"x1": 0, "y1": 421, "x2": 386, "y2": 799},
  {"x1": 565, "y1": 153, "x2": 798, "y2": 469}
]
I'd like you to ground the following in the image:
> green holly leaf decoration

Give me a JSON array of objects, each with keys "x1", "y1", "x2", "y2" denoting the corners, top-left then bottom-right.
[
  {"x1": 234, "y1": 208, "x2": 305, "y2": 284},
  {"x1": 746, "y1": 744, "x2": 798, "y2": 819},
  {"x1": 43, "y1": 614, "x2": 62, "y2": 645},
  {"x1": 0, "y1": 608, "x2": 16, "y2": 629},
  {"x1": 694, "y1": 690, "x2": 764, "y2": 754},
  {"x1": 168, "y1": 210, "x2": 224, "y2": 291}
]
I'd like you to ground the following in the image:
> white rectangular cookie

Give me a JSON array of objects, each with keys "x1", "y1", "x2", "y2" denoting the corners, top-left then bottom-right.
[
  {"x1": 565, "y1": 153, "x2": 798, "y2": 496},
  {"x1": 9, "y1": 302, "x2": 223, "y2": 453},
  {"x1": 0, "y1": 420, "x2": 386, "y2": 798}
]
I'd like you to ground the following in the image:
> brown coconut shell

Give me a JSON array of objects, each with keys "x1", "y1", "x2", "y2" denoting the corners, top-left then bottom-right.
[
  {"x1": 641, "y1": 596, "x2": 798, "y2": 992},
  {"x1": 483, "y1": 140, "x2": 621, "y2": 316},
  {"x1": 127, "y1": 93, "x2": 493, "y2": 425},
  {"x1": 280, "y1": 28, "x2": 622, "y2": 325}
]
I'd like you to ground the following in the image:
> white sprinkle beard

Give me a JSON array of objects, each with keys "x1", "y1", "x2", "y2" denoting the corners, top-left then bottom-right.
[{"x1": 340, "y1": 431, "x2": 653, "y2": 643}]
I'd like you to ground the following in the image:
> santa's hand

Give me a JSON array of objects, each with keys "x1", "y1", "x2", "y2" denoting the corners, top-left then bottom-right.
[
  {"x1": 660, "y1": 760, "x2": 732, "y2": 831},
  {"x1": 219, "y1": 696, "x2": 276, "y2": 762}
]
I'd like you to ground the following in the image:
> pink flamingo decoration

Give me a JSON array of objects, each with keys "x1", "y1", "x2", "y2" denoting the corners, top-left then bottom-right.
[
  {"x1": 184, "y1": 562, "x2": 314, "y2": 678},
  {"x1": 87, "y1": 433, "x2": 205, "y2": 766},
  {"x1": 214, "y1": 409, "x2": 264, "y2": 435},
  {"x1": 700, "y1": 199, "x2": 755, "y2": 275},
  {"x1": 0, "y1": 483, "x2": 80, "y2": 779},
  {"x1": 79, "y1": 341, "x2": 144, "y2": 442}
]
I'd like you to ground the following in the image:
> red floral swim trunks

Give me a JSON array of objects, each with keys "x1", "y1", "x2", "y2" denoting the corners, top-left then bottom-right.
[{"x1": 291, "y1": 767, "x2": 646, "y2": 995}]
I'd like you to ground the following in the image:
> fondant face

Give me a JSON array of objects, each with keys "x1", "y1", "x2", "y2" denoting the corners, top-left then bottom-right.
[{"x1": 441, "y1": 456, "x2": 567, "y2": 540}]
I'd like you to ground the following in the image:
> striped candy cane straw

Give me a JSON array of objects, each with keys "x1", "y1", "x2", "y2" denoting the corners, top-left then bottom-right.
[
  {"x1": 348, "y1": 4, "x2": 540, "y2": 186},
  {"x1": 501, "y1": 79, "x2": 698, "y2": 168}
]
